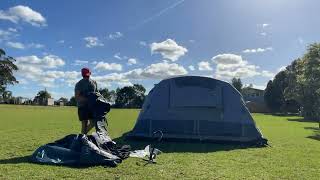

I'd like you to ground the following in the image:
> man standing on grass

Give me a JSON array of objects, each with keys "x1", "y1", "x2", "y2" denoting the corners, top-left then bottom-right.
[{"x1": 75, "y1": 67, "x2": 98, "y2": 134}]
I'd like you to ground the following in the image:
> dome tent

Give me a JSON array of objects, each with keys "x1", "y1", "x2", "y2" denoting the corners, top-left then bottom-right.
[{"x1": 128, "y1": 76, "x2": 267, "y2": 144}]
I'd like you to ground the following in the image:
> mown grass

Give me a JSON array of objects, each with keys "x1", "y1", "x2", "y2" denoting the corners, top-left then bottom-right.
[{"x1": 0, "y1": 105, "x2": 319, "y2": 179}]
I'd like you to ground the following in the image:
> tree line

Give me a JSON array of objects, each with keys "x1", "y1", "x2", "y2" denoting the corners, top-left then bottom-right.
[
  {"x1": 68, "y1": 84, "x2": 146, "y2": 108},
  {"x1": 0, "y1": 48, "x2": 146, "y2": 108},
  {"x1": 0, "y1": 49, "x2": 18, "y2": 103},
  {"x1": 14, "y1": 85, "x2": 146, "y2": 108},
  {"x1": 231, "y1": 43, "x2": 320, "y2": 121},
  {"x1": 264, "y1": 43, "x2": 320, "y2": 120},
  {"x1": 3, "y1": 43, "x2": 320, "y2": 119}
]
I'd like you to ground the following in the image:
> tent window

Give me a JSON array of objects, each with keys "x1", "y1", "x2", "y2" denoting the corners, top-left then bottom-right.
[
  {"x1": 170, "y1": 85, "x2": 222, "y2": 108},
  {"x1": 174, "y1": 77, "x2": 217, "y2": 90}
]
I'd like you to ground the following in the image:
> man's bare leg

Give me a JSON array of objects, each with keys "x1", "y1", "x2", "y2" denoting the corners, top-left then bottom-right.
[
  {"x1": 81, "y1": 120, "x2": 89, "y2": 134},
  {"x1": 87, "y1": 120, "x2": 95, "y2": 133},
  {"x1": 81, "y1": 120, "x2": 95, "y2": 134}
]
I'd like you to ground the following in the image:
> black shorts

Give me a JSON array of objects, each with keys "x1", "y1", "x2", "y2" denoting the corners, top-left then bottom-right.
[{"x1": 78, "y1": 106, "x2": 93, "y2": 121}]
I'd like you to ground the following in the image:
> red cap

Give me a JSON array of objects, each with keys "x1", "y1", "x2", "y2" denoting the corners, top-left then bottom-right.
[{"x1": 81, "y1": 67, "x2": 91, "y2": 77}]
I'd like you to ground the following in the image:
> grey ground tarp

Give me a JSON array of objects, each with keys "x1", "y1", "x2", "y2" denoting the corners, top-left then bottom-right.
[
  {"x1": 30, "y1": 134, "x2": 131, "y2": 167},
  {"x1": 30, "y1": 93, "x2": 131, "y2": 167},
  {"x1": 128, "y1": 76, "x2": 268, "y2": 144}
]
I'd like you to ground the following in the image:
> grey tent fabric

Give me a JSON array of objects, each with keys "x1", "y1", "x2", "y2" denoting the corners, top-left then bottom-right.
[
  {"x1": 30, "y1": 93, "x2": 132, "y2": 167},
  {"x1": 30, "y1": 134, "x2": 131, "y2": 167},
  {"x1": 128, "y1": 76, "x2": 267, "y2": 144}
]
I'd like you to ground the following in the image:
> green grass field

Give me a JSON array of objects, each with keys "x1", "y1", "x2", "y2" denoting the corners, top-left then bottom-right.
[{"x1": 0, "y1": 105, "x2": 319, "y2": 179}]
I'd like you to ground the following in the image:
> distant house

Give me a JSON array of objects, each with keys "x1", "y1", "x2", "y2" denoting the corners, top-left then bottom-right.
[
  {"x1": 242, "y1": 87, "x2": 269, "y2": 113},
  {"x1": 47, "y1": 98, "x2": 54, "y2": 106},
  {"x1": 23, "y1": 99, "x2": 33, "y2": 105},
  {"x1": 33, "y1": 97, "x2": 54, "y2": 106},
  {"x1": 12, "y1": 97, "x2": 23, "y2": 104},
  {"x1": 242, "y1": 87, "x2": 265, "y2": 103},
  {"x1": 55, "y1": 100, "x2": 65, "y2": 106}
]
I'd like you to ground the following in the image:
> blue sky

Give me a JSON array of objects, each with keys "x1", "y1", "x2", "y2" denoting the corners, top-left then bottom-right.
[{"x1": 1, "y1": 0, "x2": 320, "y2": 99}]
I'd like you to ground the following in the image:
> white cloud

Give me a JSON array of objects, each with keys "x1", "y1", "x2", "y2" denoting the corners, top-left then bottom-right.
[
  {"x1": 242, "y1": 47, "x2": 273, "y2": 54},
  {"x1": 6, "y1": 41, "x2": 25, "y2": 49},
  {"x1": 0, "y1": 5, "x2": 46, "y2": 26},
  {"x1": 16, "y1": 55, "x2": 65, "y2": 69},
  {"x1": 8, "y1": 27, "x2": 17, "y2": 32},
  {"x1": 29, "y1": 43, "x2": 44, "y2": 48},
  {"x1": 72, "y1": 60, "x2": 89, "y2": 66},
  {"x1": 92, "y1": 73, "x2": 130, "y2": 88},
  {"x1": 83, "y1": 36, "x2": 104, "y2": 48},
  {"x1": 261, "y1": 70, "x2": 274, "y2": 78},
  {"x1": 63, "y1": 71, "x2": 81, "y2": 86},
  {"x1": 58, "y1": 40, "x2": 65, "y2": 44},
  {"x1": 94, "y1": 62, "x2": 122, "y2": 71},
  {"x1": 108, "y1": 32, "x2": 123, "y2": 40},
  {"x1": 114, "y1": 53, "x2": 122, "y2": 60},
  {"x1": 17, "y1": 60, "x2": 187, "y2": 90},
  {"x1": 213, "y1": 54, "x2": 244, "y2": 66},
  {"x1": 211, "y1": 53, "x2": 273, "y2": 79},
  {"x1": 14, "y1": 55, "x2": 80, "y2": 87},
  {"x1": 139, "y1": 41, "x2": 147, "y2": 46},
  {"x1": 6, "y1": 41, "x2": 44, "y2": 49},
  {"x1": 258, "y1": 24, "x2": 270, "y2": 37},
  {"x1": 128, "y1": 61, "x2": 188, "y2": 79},
  {"x1": 17, "y1": 78, "x2": 28, "y2": 85},
  {"x1": 198, "y1": 61, "x2": 213, "y2": 71},
  {"x1": 278, "y1": 66, "x2": 287, "y2": 72},
  {"x1": 260, "y1": 32, "x2": 267, "y2": 36},
  {"x1": 117, "y1": 81, "x2": 134, "y2": 87},
  {"x1": 253, "y1": 85, "x2": 266, "y2": 90},
  {"x1": 127, "y1": 58, "x2": 137, "y2": 65},
  {"x1": 33, "y1": 70, "x2": 79, "y2": 87},
  {"x1": 93, "y1": 61, "x2": 188, "y2": 87},
  {"x1": 0, "y1": 28, "x2": 18, "y2": 41},
  {"x1": 188, "y1": 65, "x2": 195, "y2": 71},
  {"x1": 113, "y1": 53, "x2": 128, "y2": 60},
  {"x1": 0, "y1": 29, "x2": 12, "y2": 40},
  {"x1": 244, "y1": 84, "x2": 266, "y2": 90},
  {"x1": 150, "y1": 39, "x2": 188, "y2": 61},
  {"x1": 297, "y1": 37, "x2": 304, "y2": 45}
]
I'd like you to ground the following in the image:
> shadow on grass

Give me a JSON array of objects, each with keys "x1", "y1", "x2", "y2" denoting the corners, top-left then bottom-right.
[
  {"x1": 263, "y1": 113, "x2": 299, "y2": 117},
  {"x1": 0, "y1": 155, "x2": 30, "y2": 164},
  {"x1": 0, "y1": 155, "x2": 117, "y2": 168},
  {"x1": 304, "y1": 127, "x2": 320, "y2": 141},
  {"x1": 113, "y1": 132, "x2": 268, "y2": 153},
  {"x1": 287, "y1": 118, "x2": 319, "y2": 123}
]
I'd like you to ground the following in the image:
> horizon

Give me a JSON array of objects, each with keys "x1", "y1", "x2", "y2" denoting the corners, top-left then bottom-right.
[{"x1": 1, "y1": 0, "x2": 319, "y2": 99}]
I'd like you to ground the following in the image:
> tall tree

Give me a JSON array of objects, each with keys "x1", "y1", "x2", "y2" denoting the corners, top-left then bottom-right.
[
  {"x1": 58, "y1": 97, "x2": 68, "y2": 104},
  {"x1": 35, "y1": 90, "x2": 52, "y2": 99},
  {"x1": 264, "y1": 80, "x2": 275, "y2": 110},
  {"x1": 99, "y1": 88, "x2": 116, "y2": 103},
  {"x1": 68, "y1": 96, "x2": 77, "y2": 106},
  {"x1": 2, "y1": 90, "x2": 12, "y2": 103},
  {"x1": 231, "y1": 77, "x2": 243, "y2": 93},
  {"x1": 287, "y1": 43, "x2": 320, "y2": 120},
  {"x1": 132, "y1": 84, "x2": 146, "y2": 107},
  {"x1": 0, "y1": 49, "x2": 18, "y2": 98},
  {"x1": 115, "y1": 86, "x2": 135, "y2": 108},
  {"x1": 264, "y1": 71, "x2": 291, "y2": 112},
  {"x1": 114, "y1": 84, "x2": 146, "y2": 108},
  {"x1": 34, "y1": 89, "x2": 52, "y2": 104}
]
